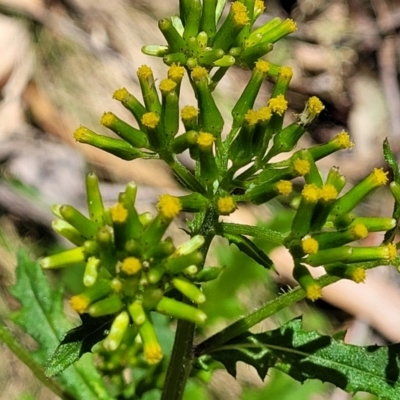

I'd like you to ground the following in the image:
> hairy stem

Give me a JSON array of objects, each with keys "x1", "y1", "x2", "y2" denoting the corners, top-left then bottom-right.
[{"x1": 195, "y1": 274, "x2": 339, "y2": 356}]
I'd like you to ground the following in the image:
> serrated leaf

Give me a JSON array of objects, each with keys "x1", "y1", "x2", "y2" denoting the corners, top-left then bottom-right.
[
  {"x1": 10, "y1": 251, "x2": 113, "y2": 400},
  {"x1": 46, "y1": 314, "x2": 113, "y2": 377},
  {"x1": 224, "y1": 232, "x2": 274, "y2": 269},
  {"x1": 211, "y1": 318, "x2": 400, "y2": 399}
]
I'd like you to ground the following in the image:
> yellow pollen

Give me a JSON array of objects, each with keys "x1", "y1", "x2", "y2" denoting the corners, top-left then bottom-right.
[
  {"x1": 181, "y1": 105, "x2": 199, "y2": 121},
  {"x1": 279, "y1": 66, "x2": 293, "y2": 80},
  {"x1": 141, "y1": 112, "x2": 160, "y2": 129},
  {"x1": 335, "y1": 131, "x2": 354, "y2": 149},
  {"x1": 255, "y1": 0, "x2": 266, "y2": 13},
  {"x1": 320, "y1": 184, "x2": 338, "y2": 202},
  {"x1": 244, "y1": 109, "x2": 259, "y2": 126},
  {"x1": 306, "y1": 283, "x2": 322, "y2": 301},
  {"x1": 137, "y1": 65, "x2": 153, "y2": 79},
  {"x1": 257, "y1": 106, "x2": 272, "y2": 122},
  {"x1": 302, "y1": 237, "x2": 319, "y2": 254},
  {"x1": 268, "y1": 95, "x2": 288, "y2": 116},
  {"x1": 307, "y1": 96, "x2": 325, "y2": 114},
  {"x1": 100, "y1": 112, "x2": 116, "y2": 127},
  {"x1": 73, "y1": 126, "x2": 89, "y2": 142},
  {"x1": 351, "y1": 267, "x2": 366, "y2": 283},
  {"x1": 302, "y1": 184, "x2": 320, "y2": 203},
  {"x1": 276, "y1": 180, "x2": 292, "y2": 196},
  {"x1": 283, "y1": 18, "x2": 297, "y2": 33},
  {"x1": 255, "y1": 59, "x2": 270, "y2": 73},
  {"x1": 371, "y1": 168, "x2": 388, "y2": 186},
  {"x1": 121, "y1": 257, "x2": 142, "y2": 275},
  {"x1": 191, "y1": 66, "x2": 208, "y2": 80},
  {"x1": 352, "y1": 223, "x2": 368, "y2": 239},
  {"x1": 70, "y1": 295, "x2": 90, "y2": 314},
  {"x1": 111, "y1": 203, "x2": 128, "y2": 223},
  {"x1": 157, "y1": 194, "x2": 182, "y2": 219},
  {"x1": 113, "y1": 87, "x2": 129, "y2": 101},
  {"x1": 217, "y1": 197, "x2": 236, "y2": 215},
  {"x1": 144, "y1": 342, "x2": 163, "y2": 365},
  {"x1": 232, "y1": 1, "x2": 250, "y2": 26},
  {"x1": 387, "y1": 243, "x2": 397, "y2": 262},
  {"x1": 168, "y1": 64, "x2": 185, "y2": 80},
  {"x1": 197, "y1": 132, "x2": 214, "y2": 148},
  {"x1": 159, "y1": 79, "x2": 177, "y2": 94},
  {"x1": 293, "y1": 159, "x2": 310, "y2": 176}
]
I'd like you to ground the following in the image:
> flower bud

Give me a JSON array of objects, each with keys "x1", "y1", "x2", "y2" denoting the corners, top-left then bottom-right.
[
  {"x1": 172, "y1": 276, "x2": 206, "y2": 304},
  {"x1": 156, "y1": 296, "x2": 207, "y2": 324},
  {"x1": 138, "y1": 317, "x2": 163, "y2": 364},
  {"x1": 103, "y1": 311, "x2": 130, "y2": 351},
  {"x1": 40, "y1": 246, "x2": 86, "y2": 269},
  {"x1": 86, "y1": 172, "x2": 105, "y2": 227},
  {"x1": 88, "y1": 294, "x2": 124, "y2": 317}
]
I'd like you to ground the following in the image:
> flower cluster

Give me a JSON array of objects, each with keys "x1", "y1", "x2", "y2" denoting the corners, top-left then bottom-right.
[
  {"x1": 142, "y1": 0, "x2": 297, "y2": 70},
  {"x1": 41, "y1": 173, "x2": 211, "y2": 364},
  {"x1": 42, "y1": 0, "x2": 400, "y2": 372}
]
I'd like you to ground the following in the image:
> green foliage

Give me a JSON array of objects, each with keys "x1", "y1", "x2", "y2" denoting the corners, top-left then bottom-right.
[
  {"x1": 10, "y1": 251, "x2": 113, "y2": 400},
  {"x1": 211, "y1": 318, "x2": 400, "y2": 399}
]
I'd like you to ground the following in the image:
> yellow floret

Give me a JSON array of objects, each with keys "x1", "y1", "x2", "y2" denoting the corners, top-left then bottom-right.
[
  {"x1": 100, "y1": 112, "x2": 116, "y2": 127},
  {"x1": 279, "y1": 66, "x2": 293, "y2": 80},
  {"x1": 157, "y1": 194, "x2": 182, "y2": 219},
  {"x1": 137, "y1": 65, "x2": 153, "y2": 79},
  {"x1": 159, "y1": 78, "x2": 177, "y2": 94},
  {"x1": 244, "y1": 109, "x2": 259, "y2": 126},
  {"x1": 113, "y1": 87, "x2": 129, "y2": 101},
  {"x1": 255, "y1": 59, "x2": 270, "y2": 73},
  {"x1": 302, "y1": 184, "x2": 320, "y2": 203},
  {"x1": 257, "y1": 106, "x2": 272, "y2": 122},
  {"x1": 351, "y1": 267, "x2": 366, "y2": 283},
  {"x1": 282, "y1": 18, "x2": 297, "y2": 33},
  {"x1": 73, "y1": 126, "x2": 89, "y2": 142},
  {"x1": 268, "y1": 94, "x2": 288, "y2": 116},
  {"x1": 293, "y1": 159, "x2": 310, "y2": 176},
  {"x1": 197, "y1": 132, "x2": 214, "y2": 149},
  {"x1": 232, "y1": 1, "x2": 250, "y2": 26},
  {"x1": 371, "y1": 168, "x2": 388, "y2": 186},
  {"x1": 306, "y1": 283, "x2": 322, "y2": 301},
  {"x1": 387, "y1": 243, "x2": 397, "y2": 262},
  {"x1": 120, "y1": 257, "x2": 142, "y2": 275},
  {"x1": 255, "y1": 0, "x2": 266, "y2": 13},
  {"x1": 335, "y1": 131, "x2": 354, "y2": 149},
  {"x1": 276, "y1": 180, "x2": 293, "y2": 196},
  {"x1": 168, "y1": 64, "x2": 185, "y2": 80},
  {"x1": 320, "y1": 184, "x2": 338, "y2": 202},
  {"x1": 111, "y1": 203, "x2": 128, "y2": 223},
  {"x1": 141, "y1": 112, "x2": 160, "y2": 129},
  {"x1": 217, "y1": 196, "x2": 237, "y2": 215},
  {"x1": 70, "y1": 295, "x2": 90, "y2": 314},
  {"x1": 307, "y1": 96, "x2": 325, "y2": 114},
  {"x1": 352, "y1": 223, "x2": 368, "y2": 240},
  {"x1": 302, "y1": 237, "x2": 319, "y2": 254},
  {"x1": 181, "y1": 105, "x2": 199, "y2": 121},
  {"x1": 144, "y1": 342, "x2": 163, "y2": 365},
  {"x1": 191, "y1": 66, "x2": 208, "y2": 80}
]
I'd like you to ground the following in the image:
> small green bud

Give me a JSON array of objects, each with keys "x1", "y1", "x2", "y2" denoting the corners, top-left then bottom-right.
[
  {"x1": 40, "y1": 246, "x2": 86, "y2": 269},
  {"x1": 172, "y1": 276, "x2": 206, "y2": 304},
  {"x1": 304, "y1": 246, "x2": 353, "y2": 267},
  {"x1": 292, "y1": 263, "x2": 321, "y2": 301},
  {"x1": 163, "y1": 52, "x2": 188, "y2": 66},
  {"x1": 171, "y1": 130, "x2": 199, "y2": 154},
  {"x1": 165, "y1": 251, "x2": 204, "y2": 274},
  {"x1": 69, "y1": 280, "x2": 112, "y2": 314},
  {"x1": 159, "y1": 18, "x2": 187, "y2": 53},
  {"x1": 200, "y1": 1, "x2": 216, "y2": 40},
  {"x1": 88, "y1": 294, "x2": 124, "y2": 317},
  {"x1": 86, "y1": 173, "x2": 105, "y2": 227},
  {"x1": 137, "y1": 65, "x2": 162, "y2": 115},
  {"x1": 175, "y1": 235, "x2": 205, "y2": 256},
  {"x1": 51, "y1": 219, "x2": 85, "y2": 246},
  {"x1": 74, "y1": 126, "x2": 144, "y2": 161},
  {"x1": 138, "y1": 317, "x2": 163, "y2": 364},
  {"x1": 156, "y1": 296, "x2": 207, "y2": 324},
  {"x1": 182, "y1": 0, "x2": 202, "y2": 41},
  {"x1": 83, "y1": 256, "x2": 101, "y2": 286},
  {"x1": 128, "y1": 299, "x2": 146, "y2": 325},
  {"x1": 141, "y1": 44, "x2": 169, "y2": 57},
  {"x1": 193, "y1": 266, "x2": 224, "y2": 282},
  {"x1": 103, "y1": 311, "x2": 130, "y2": 351}
]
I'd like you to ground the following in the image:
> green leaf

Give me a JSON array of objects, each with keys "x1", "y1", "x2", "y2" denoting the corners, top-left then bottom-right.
[
  {"x1": 210, "y1": 318, "x2": 400, "y2": 398},
  {"x1": 46, "y1": 314, "x2": 113, "y2": 377},
  {"x1": 383, "y1": 138, "x2": 399, "y2": 182},
  {"x1": 10, "y1": 251, "x2": 113, "y2": 400},
  {"x1": 224, "y1": 232, "x2": 274, "y2": 269}
]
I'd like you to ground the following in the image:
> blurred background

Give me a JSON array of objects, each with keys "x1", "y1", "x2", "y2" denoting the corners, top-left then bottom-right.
[{"x1": 1, "y1": 0, "x2": 400, "y2": 398}]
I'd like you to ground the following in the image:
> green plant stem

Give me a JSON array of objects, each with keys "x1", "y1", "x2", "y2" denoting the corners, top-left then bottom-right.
[
  {"x1": 161, "y1": 207, "x2": 218, "y2": 400},
  {"x1": 0, "y1": 322, "x2": 74, "y2": 400},
  {"x1": 218, "y1": 222, "x2": 287, "y2": 244},
  {"x1": 194, "y1": 274, "x2": 339, "y2": 356}
]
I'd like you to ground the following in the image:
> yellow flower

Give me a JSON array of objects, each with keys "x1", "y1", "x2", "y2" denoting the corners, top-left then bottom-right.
[{"x1": 157, "y1": 194, "x2": 182, "y2": 219}]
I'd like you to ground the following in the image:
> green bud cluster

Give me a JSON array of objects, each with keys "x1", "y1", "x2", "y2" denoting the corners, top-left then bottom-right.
[
  {"x1": 41, "y1": 173, "x2": 210, "y2": 365},
  {"x1": 143, "y1": 0, "x2": 296, "y2": 70}
]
